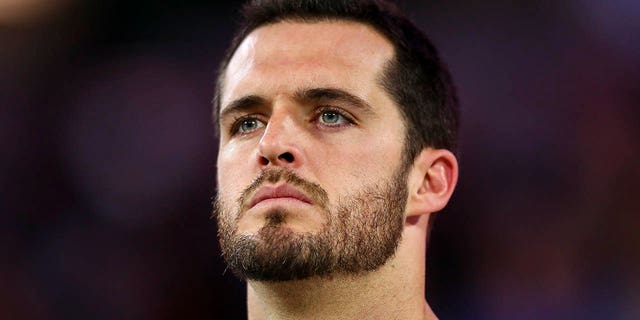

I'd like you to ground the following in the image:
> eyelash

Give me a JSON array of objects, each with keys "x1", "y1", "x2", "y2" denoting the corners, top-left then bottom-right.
[
  {"x1": 229, "y1": 114, "x2": 265, "y2": 136},
  {"x1": 312, "y1": 106, "x2": 355, "y2": 127},
  {"x1": 228, "y1": 106, "x2": 355, "y2": 136}
]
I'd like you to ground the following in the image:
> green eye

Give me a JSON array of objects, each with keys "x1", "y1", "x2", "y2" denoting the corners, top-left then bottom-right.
[
  {"x1": 319, "y1": 111, "x2": 352, "y2": 126},
  {"x1": 238, "y1": 118, "x2": 265, "y2": 134},
  {"x1": 320, "y1": 112, "x2": 341, "y2": 124}
]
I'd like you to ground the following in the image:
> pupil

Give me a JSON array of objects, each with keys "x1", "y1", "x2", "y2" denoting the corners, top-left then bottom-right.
[
  {"x1": 242, "y1": 120, "x2": 256, "y2": 131},
  {"x1": 323, "y1": 112, "x2": 338, "y2": 123}
]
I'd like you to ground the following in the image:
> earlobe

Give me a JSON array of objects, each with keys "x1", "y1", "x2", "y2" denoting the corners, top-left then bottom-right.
[{"x1": 405, "y1": 148, "x2": 459, "y2": 217}]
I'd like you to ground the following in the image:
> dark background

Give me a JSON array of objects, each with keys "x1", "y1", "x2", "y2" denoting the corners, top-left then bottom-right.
[{"x1": 2, "y1": 0, "x2": 639, "y2": 319}]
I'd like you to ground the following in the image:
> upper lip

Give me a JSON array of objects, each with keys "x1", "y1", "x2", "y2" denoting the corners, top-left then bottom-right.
[{"x1": 248, "y1": 184, "x2": 313, "y2": 209}]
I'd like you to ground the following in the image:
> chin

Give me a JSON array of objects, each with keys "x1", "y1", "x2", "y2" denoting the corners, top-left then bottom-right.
[{"x1": 247, "y1": 208, "x2": 321, "y2": 234}]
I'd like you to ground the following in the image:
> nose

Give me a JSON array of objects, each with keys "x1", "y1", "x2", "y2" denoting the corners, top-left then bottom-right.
[{"x1": 257, "y1": 111, "x2": 304, "y2": 168}]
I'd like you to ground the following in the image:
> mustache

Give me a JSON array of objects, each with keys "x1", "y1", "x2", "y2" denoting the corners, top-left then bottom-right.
[{"x1": 237, "y1": 168, "x2": 329, "y2": 214}]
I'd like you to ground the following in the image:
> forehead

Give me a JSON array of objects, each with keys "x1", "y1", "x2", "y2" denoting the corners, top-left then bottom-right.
[{"x1": 220, "y1": 20, "x2": 395, "y2": 110}]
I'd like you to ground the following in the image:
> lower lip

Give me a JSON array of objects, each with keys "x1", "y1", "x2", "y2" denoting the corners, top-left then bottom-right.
[{"x1": 251, "y1": 197, "x2": 311, "y2": 209}]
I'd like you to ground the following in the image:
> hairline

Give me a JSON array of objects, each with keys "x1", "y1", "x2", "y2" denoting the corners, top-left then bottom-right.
[
  {"x1": 215, "y1": 16, "x2": 402, "y2": 120},
  {"x1": 214, "y1": 17, "x2": 415, "y2": 162}
]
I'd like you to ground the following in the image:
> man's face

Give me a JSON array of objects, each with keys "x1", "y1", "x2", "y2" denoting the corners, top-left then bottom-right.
[{"x1": 215, "y1": 20, "x2": 410, "y2": 281}]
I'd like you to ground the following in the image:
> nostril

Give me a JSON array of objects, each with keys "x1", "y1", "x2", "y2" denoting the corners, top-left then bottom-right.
[
  {"x1": 278, "y1": 152, "x2": 294, "y2": 163},
  {"x1": 259, "y1": 156, "x2": 270, "y2": 166}
]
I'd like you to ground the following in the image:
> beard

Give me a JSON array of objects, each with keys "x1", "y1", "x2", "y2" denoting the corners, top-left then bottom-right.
[{"x1": 214, "y1": 166, "x2": 408, "y2": 282}]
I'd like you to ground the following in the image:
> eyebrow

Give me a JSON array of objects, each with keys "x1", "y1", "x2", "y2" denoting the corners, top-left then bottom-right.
[
  {"x1": 219, "y1": 95, "x2": 268, "y2": 121},
  {"x1": 219, "y1": 87, "x2": 374, "y2": 121},
  {"x1": 294, "y1": 87, "x2": 374, "y2": 114}
]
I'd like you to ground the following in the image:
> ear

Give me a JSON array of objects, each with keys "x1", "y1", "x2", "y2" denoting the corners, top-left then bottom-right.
[{"x1": 405, "y1": 148, "x2": 459, "y2": 217}]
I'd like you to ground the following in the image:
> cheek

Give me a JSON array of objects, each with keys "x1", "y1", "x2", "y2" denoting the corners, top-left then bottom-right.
[
  {"x1": 216, "y1": 143, "x2": 256, "y2": 201},
  {"x1": 327, "y1": 132, "x2": 402, "y2": 166},
  {"x1": 311, "y1": 135, "x2": 404, "y2": 194}
]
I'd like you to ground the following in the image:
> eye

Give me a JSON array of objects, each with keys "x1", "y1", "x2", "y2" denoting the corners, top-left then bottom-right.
[
  {"x1": 316, "y1": 108, "x2": 353, "y2": 127},
  {"x1": 232, "y1": 117, "x2": 266, "y2": 135},
  {"x1": 320, "y1": 112, "x2": 341, "y2": 124}
]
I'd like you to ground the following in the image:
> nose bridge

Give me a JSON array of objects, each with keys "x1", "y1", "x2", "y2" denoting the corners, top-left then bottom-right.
[
  {"x1": 263, "y1": 105, "x2": 290, "y2": 136},
  {"x1": 260, "y1": 103, "x2": 296, "y2": 144},
  {"x1": 257, "y1": 101, "x2": 304, "y2": 167}
]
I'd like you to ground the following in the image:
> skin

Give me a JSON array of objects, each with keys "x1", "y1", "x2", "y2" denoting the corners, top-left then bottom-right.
[{"x1": 217, "y1": 20, "x2": 458, "y2": 320}]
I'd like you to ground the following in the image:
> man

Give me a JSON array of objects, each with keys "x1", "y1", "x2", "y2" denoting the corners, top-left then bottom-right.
[{"x1": 213, "y1": 0, "x2": 459, "y2": 319}]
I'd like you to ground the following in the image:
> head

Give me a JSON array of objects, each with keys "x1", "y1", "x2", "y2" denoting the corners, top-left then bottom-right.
[{"x1": 213, "y1": 0, "x2": 459, "y2": 282}]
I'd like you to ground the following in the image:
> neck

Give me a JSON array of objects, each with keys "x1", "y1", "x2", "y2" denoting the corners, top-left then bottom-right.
[{"x1": 246, "y1": 215, "x2": 436, "y2": 320}]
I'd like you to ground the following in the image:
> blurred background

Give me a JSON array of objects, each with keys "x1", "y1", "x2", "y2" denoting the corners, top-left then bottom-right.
[{"x1": 1, "y1": 0, "x2": 638, "y2": 319}]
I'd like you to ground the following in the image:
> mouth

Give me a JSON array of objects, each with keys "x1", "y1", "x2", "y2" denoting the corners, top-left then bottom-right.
[{"x1": 248, "y1": 184, "x2": 313, "y2": 209}]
